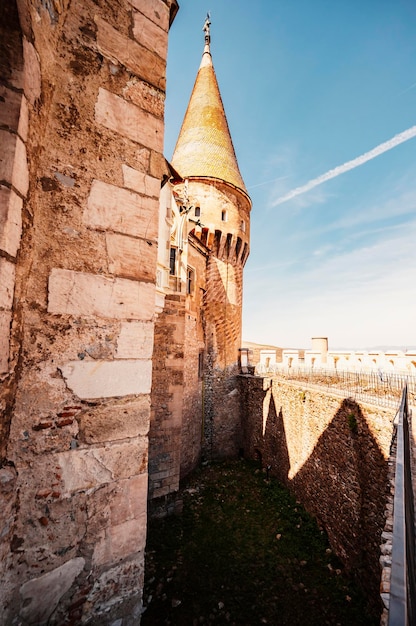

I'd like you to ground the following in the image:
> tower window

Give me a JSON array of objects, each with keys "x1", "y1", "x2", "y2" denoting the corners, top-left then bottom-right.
[
  {"x1": 195, "y1": 206, "x2": 201, "y2": 217},
  {"x1": 187, "y1": 266, "x2": 195, "y2": 295},
  {"x1": 221, "y1": 210, "x2": 227, "y2": 222},
  {"x1": 240, "y1": 220, "x2": 246, "y2": 232},
  {"x1": 169, "y1": 247, "x2": 177, "y2": 275}
]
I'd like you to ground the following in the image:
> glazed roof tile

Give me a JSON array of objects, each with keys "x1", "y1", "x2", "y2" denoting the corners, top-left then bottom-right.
[{"x1": 171, "y1": 44, "x2": 248, "y2": 196}]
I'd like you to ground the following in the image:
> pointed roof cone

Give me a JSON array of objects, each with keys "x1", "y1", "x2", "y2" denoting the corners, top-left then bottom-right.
[{"x1": 171, "y1": 24, "x2": 249, "y2": 198}]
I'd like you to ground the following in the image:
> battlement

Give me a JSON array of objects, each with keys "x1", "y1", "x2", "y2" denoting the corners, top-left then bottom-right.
[{"x1": 191, "y1": 227, "x2": 249, "y2": 265}]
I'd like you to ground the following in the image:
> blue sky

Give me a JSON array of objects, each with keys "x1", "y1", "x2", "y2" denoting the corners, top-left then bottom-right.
[{"x1": 164, "y1": 1, "x2": 416, "y2": 350}]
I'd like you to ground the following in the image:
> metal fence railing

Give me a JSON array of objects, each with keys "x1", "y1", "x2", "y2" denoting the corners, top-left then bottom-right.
[
  {"x1": 388, "y1": 385, "x2": 416, "y2": 625},
  {"x1": 254, "y1": 366, "x2": 416, "y2": 410}
]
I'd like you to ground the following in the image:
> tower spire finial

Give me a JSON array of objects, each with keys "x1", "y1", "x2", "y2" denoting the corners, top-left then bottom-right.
[{"x1": 203, "y1": 12, "x2": 211, "y2": 51}]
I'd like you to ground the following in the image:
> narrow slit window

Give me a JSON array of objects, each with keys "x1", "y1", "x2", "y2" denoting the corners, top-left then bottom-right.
[
  {"x1": 169, "y1": 247, "x2": 177, "y2": 275},
  {"x1": 187, "y1": 266, "x2": 195, "y2": 295},
  {"x1": 221, "y1": 210, "x2": 227, "y2": 222}
]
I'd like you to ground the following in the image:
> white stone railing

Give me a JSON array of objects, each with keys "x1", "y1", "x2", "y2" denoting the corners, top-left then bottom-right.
[
  {"x1": 380, "y1": 386, "x2": 416, "y2": 625},
  {"x1": 253, "y1": 365, "x2": 416, "y2": 410}
]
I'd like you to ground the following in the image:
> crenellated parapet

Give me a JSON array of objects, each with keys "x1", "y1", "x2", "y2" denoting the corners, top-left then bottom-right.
[
  {"x1": 173, "y1": 178, "x2": 251, "y2": 267},
  {"x1": 192, "y1": 227, "x2": 249, "y2": 265}
]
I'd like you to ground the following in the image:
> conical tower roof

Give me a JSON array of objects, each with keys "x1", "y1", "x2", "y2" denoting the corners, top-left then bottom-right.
[{"x1": 171, "y1": 20, "x2": 248, "y2": 197}]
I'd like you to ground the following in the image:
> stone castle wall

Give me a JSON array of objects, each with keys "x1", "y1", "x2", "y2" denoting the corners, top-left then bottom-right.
[
  {"x1": 240, "y1": 374, "x2": 395, "y2": 610},
  {"x1": 0, "y1": 1, "x2": 177, "y2": 623},
  {"x1": 180, "y1": 240, "x2": 207, "y2": 478},
  {"x1": 148, "y1": 236, "x2": 207, "y2": 511},
  {"x1": 202, "y1": 250, "x2": 245, "y2": 460},
  {"x1": 149, "y1": 293, "x2": 185, "y2": 504}
]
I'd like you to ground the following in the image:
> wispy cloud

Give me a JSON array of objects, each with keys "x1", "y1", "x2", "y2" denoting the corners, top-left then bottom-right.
[
  {"x1": 302, "y1": 180, "x2": 416, "y2": 237},
  {"x1": 247, "y1": 175, "x2": 289, "y2": 190},
  {"x1": 398, "y1": 81, "x2": 416, "y2": 96},
  {"x1": 271, "y1": 125, "x2": 416, "y2": 207}
]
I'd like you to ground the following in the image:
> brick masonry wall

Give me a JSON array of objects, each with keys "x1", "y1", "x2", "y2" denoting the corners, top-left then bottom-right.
[
  {"x1": 148, "y1": 238, "x2": 207, "y2": 511},
  {"x1": 186, "y1": 180, "x2": 250, "y2": 461},
  {"x1": 0, "y1": 1, "x2": 177, "y2": 623},
  {"x1": 203, "y1": 253, "x2": 245, "y2": 460},
  {"x1": 149, "y1": 294, "x2": 185, "y2": 502},
  {"x1": 180, "y1": 243, "x2": 206, "y2": 478},
  {"x1": 159, "y1": 178, "x2": 250, "y2": 467},
  {"x1": 240, "y1": 374, "x2": 395, "y2": 611}
]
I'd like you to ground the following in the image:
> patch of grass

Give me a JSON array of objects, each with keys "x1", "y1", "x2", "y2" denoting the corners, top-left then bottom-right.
[
  {"x1": 143, "y1": 459, "x2": 378, "y2": 625},
  {"x1": 347, "y1": 412, "x2": 358, "y2": 434}
]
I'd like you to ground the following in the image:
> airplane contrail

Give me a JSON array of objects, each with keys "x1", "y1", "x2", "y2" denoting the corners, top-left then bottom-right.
[{"x1": 271, "y1": 125, "x2": 416, "y2": 207}]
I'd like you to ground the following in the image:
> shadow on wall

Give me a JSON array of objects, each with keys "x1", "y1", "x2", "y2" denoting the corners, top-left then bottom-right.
[
  {"x1": 261, "y1": 386, "x2": 290, "y2": 482},
  {"x1": 258, "y1": 386, "x2": 389, "y2": 615}
]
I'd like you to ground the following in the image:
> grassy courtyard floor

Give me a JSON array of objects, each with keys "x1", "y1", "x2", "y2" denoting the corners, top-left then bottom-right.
[{"x1": 142, "y1": 459, "x2": 379, "y2": 626}]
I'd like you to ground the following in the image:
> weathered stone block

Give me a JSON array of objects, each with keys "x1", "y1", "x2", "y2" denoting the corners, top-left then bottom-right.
[
  {"x1": 116, "y1": 321, "x2": 154, "y2": 359},
  {"x1": 123, "y1": 80, "x2": 165, "y2": 118},
  {"x1": 0, "y1": 465, "x2": 17, "y2": 560},
  {"x1": 23, "y1": 38, "x2": 41, "y2": 106},
  {"x1": 13, "y1": 134, "x2": 29, "y2": 197},
  {"x1": 57, "y1": 440, "x2": 147, "y2": 494},
  {"x1": 106, "y1": 232, "x2": 157, "y2": 281},
  {"x1": 129, "y1": 0, "x2": 170, "y2": 31},
  {"x1": 110, "y1": 516, "x2": 147, "y2": 560},
  {"x1": 0, "y1": 257, "x2": 16, "y2": 309},
  {"x1": 19, "y1": 558, "x2": 85, "y2": 624},
  {"x1": 86, "y1": 557, "x2": 144, "y2": 616},
  {"x1": 149, "y1": 148, "x2": 165, "y2": 179},
  {"x1": 59, "y1": 359, "x2": 152, "y2": 398},
  {"x1": 0, "y1": 186, "x2": 23, "y2": 257},
  {"x1": 135, "y1": 146, "x2": 151, "y2": 172},
  {"x1": 95, "y1": 17, "x2": 166, "y2": 90},
  {"x1": 122, "y1": 164, "x2": 160, "y2": 197},
  {"x1": 132, "y1": 11, "x2": 167, "y2": 60},
  {"x1": 85, "y1": 179, "x2": 158, "y2": 240},
  {"x1": 0, "y1": 86, "x2": 23, "y2": 132},
  {"x1": 0, "y1": 310, "x2": 12, "y2": 373},
  {"x1": 95, "y1": 87, "x2": 164, "y2": 152},
  {"x1": 110, "y1": 474, "x2": 148, "y2": 526},
  {"x1": 0, "y1": 131, "x2": 29, "y2": 196},
  {"x1": 18, "y1": 95, "x2": 29, "y2": 142},
  {"x1": 93, "y1": 516, "x2": 146, "y2": 566},
  {"x1": 152, "y1": 485, "x2": 170, "y2": 498},
  {"x1": 80, "y1": 396, "x2": 150, "y2": 443},
  {"x1": 48, "y1": 268, "x2": 155, "y2": 320}
]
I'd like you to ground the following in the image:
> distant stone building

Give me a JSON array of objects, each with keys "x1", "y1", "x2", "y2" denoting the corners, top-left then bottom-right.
[
  {"x1": 0, "y1": 2, "x2": 250, "y2": 623},
  {"x1": 253, "y1": 337, "x2": 416, "y2": 373}
]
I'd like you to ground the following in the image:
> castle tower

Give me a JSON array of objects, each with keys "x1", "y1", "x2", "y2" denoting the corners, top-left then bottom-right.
[{"x1": 171, "y1": 16, "x2": 252, "y2": 459}]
